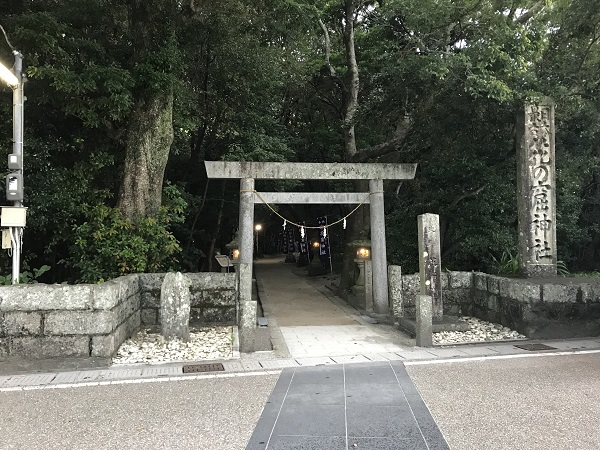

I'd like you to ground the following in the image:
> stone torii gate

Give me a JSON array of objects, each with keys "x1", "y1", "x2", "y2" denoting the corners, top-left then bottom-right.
[{"x1": 205, "y1": 161, "x2": 417, "y2": 351}]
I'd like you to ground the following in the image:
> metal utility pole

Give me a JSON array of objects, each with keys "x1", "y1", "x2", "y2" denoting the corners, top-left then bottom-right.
[
  {"x1": 11, "y1": 51, "x2": 24, "y2": 284},
  {"x1": 0, "y1": 26, "x2": 26, "y2": 284}
]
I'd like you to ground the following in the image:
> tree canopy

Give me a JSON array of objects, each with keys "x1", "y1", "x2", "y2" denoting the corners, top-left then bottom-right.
[{"x1": 0, "y1": 0, "x2": 599, "y2": 282}]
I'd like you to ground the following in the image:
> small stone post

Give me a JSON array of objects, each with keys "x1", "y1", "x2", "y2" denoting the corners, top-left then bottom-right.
[
  {"x1": 160, "y1": 272, "x2": 191, "y2": 341},
  {"x1": 370, "y1": 179, "x2": 389, "y2": 314},
  {"x1": 364, "y1": 260, "x2": 373, "y2": 312},
  {"x1": 516, "y1": 98, "x2": 557, "y2": 277},
  {"x1": 416, "y1": 294, "x2": 433, "y2": 347},
  {"x1": 418, "y1": 213, "x2": 443, "y2": 320},
  {"x1": 388, "y1": 265, "x2": 402, "y2": 318}
]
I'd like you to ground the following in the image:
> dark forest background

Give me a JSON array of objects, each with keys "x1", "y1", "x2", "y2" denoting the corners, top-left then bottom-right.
[{"x1": 0, "y1": 0, "x2": 599, "y2": 283}]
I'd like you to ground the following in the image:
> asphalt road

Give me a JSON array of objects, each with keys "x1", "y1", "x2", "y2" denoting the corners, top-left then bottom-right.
[
  {"x1": 408, "y1": 353, "x2": 600, "y2": 450},
  {"x1": 0, "y1": 373, "x2": 278, "y2": 450},
  {"x1": 2, "y1": 353, "x2": 600, "y2": 450}
]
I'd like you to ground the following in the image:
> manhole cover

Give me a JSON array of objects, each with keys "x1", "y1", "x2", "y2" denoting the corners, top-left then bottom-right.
[
  {"x1": 514, "y1": 343, "x2": 557, "y2": 351},
  {"x1": 182, "y1": 363, "x2": 225, "y2": 373}
]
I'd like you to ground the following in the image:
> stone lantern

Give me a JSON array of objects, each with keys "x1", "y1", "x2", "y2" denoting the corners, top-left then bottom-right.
[
  {"x1": 224, "y1": 231, "x2": 240, "y2": 271},
  {"x1": 351, "y1": 239, "x2": 373, "y2": 310}
]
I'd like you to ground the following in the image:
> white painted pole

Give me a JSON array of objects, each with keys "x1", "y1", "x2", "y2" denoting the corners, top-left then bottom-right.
[{"x1": 11, "y1": 51, "x2": 23, "y2": 285}]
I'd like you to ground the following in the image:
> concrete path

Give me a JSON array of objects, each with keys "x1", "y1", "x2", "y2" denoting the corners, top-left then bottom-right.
[
  {"x1": 255, "y1": 257, "x2": 356, "y2": 327},
  {"x1": 3, "y1": 350, "x2": 600, "y2": 449},
  {"x1": 255, "y1": 256, "x2": 413, "y2": 358},
  {"x1": 246, "y1": 361, "x2": 449, "y2": 450}
]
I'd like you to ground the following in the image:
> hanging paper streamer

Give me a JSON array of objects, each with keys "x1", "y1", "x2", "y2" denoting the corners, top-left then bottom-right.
[
  {"x1": 317, "y1": 216, "x2": 330, "y2": 257},
  {"x1": 299, "y1": 222, "x2": 308, "y2": 254},
  {"x1": 283, "y1": 219, "x2": 287, "y2": 230},
  {"x1": 343, "y1": 218, "x2": 347, "y2": 230}
]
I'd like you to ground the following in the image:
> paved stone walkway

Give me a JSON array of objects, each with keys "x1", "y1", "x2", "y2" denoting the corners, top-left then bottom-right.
[
  {"x1": 246, "y1": 361, "x2": 449, "y2": 450},
  {"x1": 255, "y1": 257, "x2": 413, "y2": 358}
]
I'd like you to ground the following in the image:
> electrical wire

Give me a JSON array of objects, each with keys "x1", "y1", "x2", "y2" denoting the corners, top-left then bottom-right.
[{"x1": 0, "y1": 25, "x2": 16, "y2": 52}]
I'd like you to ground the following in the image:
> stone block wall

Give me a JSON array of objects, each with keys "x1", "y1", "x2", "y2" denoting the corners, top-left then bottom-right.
[
  {"x1": 139, "y1": 273, "x2": 237, "y2": 326},
  {"x1": 391, "y1": 268, "x2": 470, "y2": 319},
  {"x1": 0, "y1": 272, "x2": 237, "y2": 360},
  {"x1": 469, "y1": 273, "x2": 600, "y2": 339},
  {"x1": 0, "y1": 275, "x2": 140, "y2": 359},
  {"x1": 390, "y1": 267, "x2": 600, "y2": 339}
]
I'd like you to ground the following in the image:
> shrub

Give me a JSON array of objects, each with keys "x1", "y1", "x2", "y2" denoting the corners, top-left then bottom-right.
[{"x1": 71, "y1": 204, "x2": 182, "y2": 283}]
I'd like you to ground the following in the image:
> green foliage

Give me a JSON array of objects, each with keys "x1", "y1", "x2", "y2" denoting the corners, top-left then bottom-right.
[
  {"x1": 12, "y1": 8, "x2": 135, "y2": 128},
  {"x1": 557, "y1": 260, "x2": 570, "y2": 277},
  {"x1": 17, "y1": 138, "x2": 115, "y2": 282},
  {"x1": 1, "y1": 0, "x2": 600, "y2": 282},
  {"x1": 491, "y1": 250, "x2": 520, "y2": 275},
  {"x1": 570, "y1": 271, "x2": 600, "y2": 279},
  {"x1": 71, "y1": 203, "x2": 182, "y2": 283},
  {"x1": 489, "y1": 251, "x2": 570, "y2": 276},
  {"x1": 0, "y1": 265, "x2": 51, "y2": 285}
]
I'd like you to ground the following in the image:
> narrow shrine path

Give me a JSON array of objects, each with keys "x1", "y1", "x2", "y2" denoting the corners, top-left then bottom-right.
[
  {"x1": 254, "y1": 256, "x2": 412, "y2": 358},
  {"x1": 254, "y1": 257, "x2": 356, "y2": 327}
]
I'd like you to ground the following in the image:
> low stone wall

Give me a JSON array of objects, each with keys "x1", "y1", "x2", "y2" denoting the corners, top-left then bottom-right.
[
  {"x1": 139, "y1": 273, "x2": 237, "y2": 326},
  {"x1": 0, "y1": 272, "x2": 237, "y2": 360},
  {"x1": 389, "y1": 268, "x2": 471, "y2": 319},
  {"x1": 0, "y1": 275, "x2": 140, "y2": 359},
  {"x1": 390, "y1": 266, "x2": 600, "y2": 339},
  {"x1": 469, "y1": 273, "x2": 600, "y2": 339}
]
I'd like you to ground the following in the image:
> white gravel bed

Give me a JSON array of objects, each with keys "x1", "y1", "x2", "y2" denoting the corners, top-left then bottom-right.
[
  {"x1": 434, "y1": 316, "x2": 527, "y2": 345},
  {"x1": 112, "y1": 326, "x2": 234, "y2": 365}
]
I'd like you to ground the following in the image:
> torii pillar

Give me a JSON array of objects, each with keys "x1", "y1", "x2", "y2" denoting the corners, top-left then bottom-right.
[
  {"x1": 369, "y1": 179, "x2": 388, "y2": 314},
  {"x1": 238, "y1": 178, "x2": 256, "y2": 338}
]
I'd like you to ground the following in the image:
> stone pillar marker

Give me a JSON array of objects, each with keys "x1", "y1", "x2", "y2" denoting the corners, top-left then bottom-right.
[
  {"x1": 516, "y1": 98, "x2": 557, "y2": 278},
  {"x1": 418, "y1": 213, "x2": 443, "y2": 320},
  {"x1": 517, "y1": 98, "x2": 557, "y2": 278},
  {"x1": 160, "y1": 272, "x2": 191, "y2": 341},
  {"x1": 387, "y1": 265, "x2": 402, "y2": 318},
  {"x1": 416, "y1": 294, "x2": 433, "y2": 347},
  {"x1": 369, "y1": 179, "x2": 389, "y2": 314}
]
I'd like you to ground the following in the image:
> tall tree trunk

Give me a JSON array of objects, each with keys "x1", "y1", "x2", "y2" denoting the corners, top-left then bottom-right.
[
  {"x1": 117, "y1": 0, "x2": 177, "y2": 221},
  {"x1": 342, "y1": 0, "x2": 359, "y2": 160},
  {"x1": 117, "y1": 91, "x2": 174, "y2": 221},
  {"x1": 339, "y1": 0, "x2": 364, "y2": 290},
  {"x1": 206, "y1": 181, "x2": 227, "y2": 272},
  {"x1": 321, "y1": 1, "x2": 415, "y2": 289}
]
